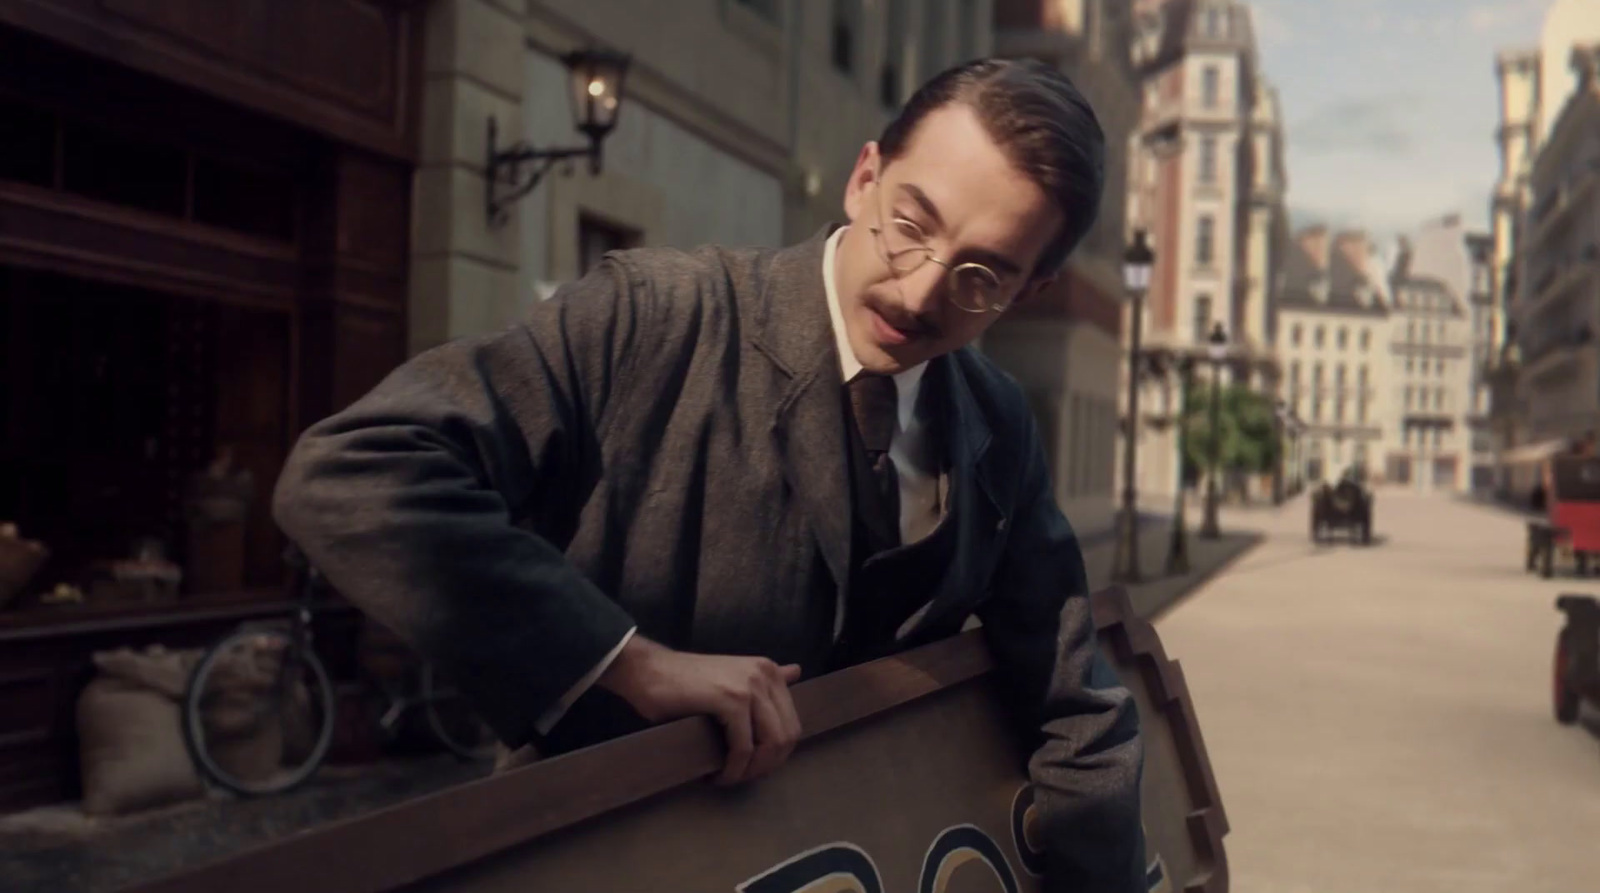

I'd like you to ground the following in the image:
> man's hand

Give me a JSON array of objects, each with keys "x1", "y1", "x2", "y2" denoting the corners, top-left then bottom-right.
[{"x1": 597, "y1": 635, "x2": 803, "y2": 785}]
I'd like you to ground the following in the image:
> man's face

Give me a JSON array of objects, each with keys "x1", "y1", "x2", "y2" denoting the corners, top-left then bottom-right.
[{"x1": 835, "y1": 102, "x2": 1065, "y2": 373}]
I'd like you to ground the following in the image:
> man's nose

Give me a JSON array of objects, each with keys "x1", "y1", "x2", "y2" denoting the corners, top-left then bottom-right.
[{"x1": 896, "y1": 261, "x2": 946, "y2": 315}]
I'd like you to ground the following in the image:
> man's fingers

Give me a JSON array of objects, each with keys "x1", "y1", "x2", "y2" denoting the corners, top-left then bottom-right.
[
  {"x1": 778, "y1": 663, "x2": 802, "y2": 684},
  {"x1": 743, "y1": 683, "x2": 789, "y2": 781},
  {"x1": 770, "y1": 676, "x2": 802, "y2": 763},
  {"x1": 715, "y1": 699, "x2": 754, "y2": 786}
]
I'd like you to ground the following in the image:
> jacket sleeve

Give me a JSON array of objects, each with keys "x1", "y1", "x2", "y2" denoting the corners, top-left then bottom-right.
[
  {"x1": 272, "y1": 258, "x2": 648, "y2": 749},
  {"x1": 975, "y1": 413, "x2": 1146, "y2": 893}
]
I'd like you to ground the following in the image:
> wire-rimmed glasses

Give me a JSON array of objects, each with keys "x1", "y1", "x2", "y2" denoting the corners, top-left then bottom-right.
[{"x1": 865, "y1": 172, "x2": 1012, "y2": 314}]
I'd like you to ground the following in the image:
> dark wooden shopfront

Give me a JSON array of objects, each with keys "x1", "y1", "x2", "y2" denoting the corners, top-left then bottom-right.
[{"x1": 0, "y1": 0, "x2": 424, "y2": 810}]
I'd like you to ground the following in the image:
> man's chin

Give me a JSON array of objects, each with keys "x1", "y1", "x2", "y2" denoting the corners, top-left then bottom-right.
[{"x1": 857, "y1": 340, "x2": 926, "y2": 374}]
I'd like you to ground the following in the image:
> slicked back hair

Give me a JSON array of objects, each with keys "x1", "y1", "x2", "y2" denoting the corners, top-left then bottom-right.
[{"x1": 876, "y1": 58, "x2": 1106, "y2": 281}]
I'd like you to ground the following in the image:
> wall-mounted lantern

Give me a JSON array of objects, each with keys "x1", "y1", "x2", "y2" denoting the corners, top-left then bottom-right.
[{"x1": 486, "y1": 47, "x2": 632, "y2": 226}]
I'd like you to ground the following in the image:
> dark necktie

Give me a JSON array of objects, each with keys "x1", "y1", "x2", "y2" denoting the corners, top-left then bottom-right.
[{"x1": 847, "y1": 373, "x2": 901, "y2": 547}]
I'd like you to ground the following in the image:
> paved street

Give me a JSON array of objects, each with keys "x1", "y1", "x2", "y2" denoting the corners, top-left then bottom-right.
[{"x1": 1157, "y1": 490, "x2": 1600, "y2": 893}]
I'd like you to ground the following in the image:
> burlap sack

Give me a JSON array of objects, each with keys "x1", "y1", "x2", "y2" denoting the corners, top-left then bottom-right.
[{"x1": 76, "y1": 646, "x2": 205, "y2": 816}]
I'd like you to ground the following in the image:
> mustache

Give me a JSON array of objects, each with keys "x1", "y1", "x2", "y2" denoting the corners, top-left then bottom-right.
[{"x1": 864, "y1": 292, "x2": 942, "y2": 340}]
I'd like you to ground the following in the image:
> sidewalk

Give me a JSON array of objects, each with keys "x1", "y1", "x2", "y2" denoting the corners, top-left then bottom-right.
[{"x1": 1080, "y1": 509, "x2": 1265, "y2": 621}]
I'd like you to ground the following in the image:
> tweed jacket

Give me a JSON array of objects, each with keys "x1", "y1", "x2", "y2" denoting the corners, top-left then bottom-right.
[{"x1": 272, "y1": 225, "x2": 1146, "y2": 891}]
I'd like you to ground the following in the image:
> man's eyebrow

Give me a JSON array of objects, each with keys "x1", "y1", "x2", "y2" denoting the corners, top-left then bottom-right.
[{"x1": 897, "y1": 183, "x2": 1023, "y2": 276}]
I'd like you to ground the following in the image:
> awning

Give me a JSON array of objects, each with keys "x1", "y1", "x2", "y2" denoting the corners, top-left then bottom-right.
[{"x1": 1500, "y1": 438, "x2": 1571, "y2": 465}]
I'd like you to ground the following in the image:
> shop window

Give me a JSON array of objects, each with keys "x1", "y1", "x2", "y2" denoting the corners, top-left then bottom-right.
[
  {"x1": 0, "y1": 96, "x2": 55, "y2": 188},
  {"x1": 192, "y1": 156, "x2": 298, "y2": 242},
  {"x1": 61, "y1": 119, "x2": 187, "y2": 218}
]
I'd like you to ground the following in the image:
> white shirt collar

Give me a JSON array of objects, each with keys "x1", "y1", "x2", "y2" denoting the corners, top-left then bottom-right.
[{"x1": 822, "y1": 226, "x2": 927, "y2": 434}]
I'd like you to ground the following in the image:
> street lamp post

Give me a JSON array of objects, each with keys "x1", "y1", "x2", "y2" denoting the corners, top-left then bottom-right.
[
  {"x1": 1272, "y1": 399, "x2": 1289, "y2": 505},
  {"x1": 1200, "y1": 323, "x2": 1228, "y2": 539},
  {"x1": 1164, "y1": 354, "x2": 1195, "y2": 575},
  {"x1": 1112, "y1": 230, "x2": 1156, "y2": 584}
]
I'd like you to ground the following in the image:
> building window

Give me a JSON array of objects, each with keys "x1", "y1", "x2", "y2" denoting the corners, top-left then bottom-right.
[
  {"x1": 880, "y1": 0, "x2": 907, "y2": 107},
  {"x1": 1193, "y1": 293, "x2": 1212, "y2": 343},
  {"x1": 1199, "y1": 135, "x2": 1217, "y2": 184},
  {"x1": 1404, "y1": 386, "x2": 1413, "y2": 410},
  {"x1": 1313, "y1": 398, "x2": 1323, "y2": 421},
  {"x1": 920, "y1": 0, "x2": 946, "y2": 81},
  {"x1": 1358, "y1": 364, "x2": 1369, "y2": 387},
  {"x1": 1407, "y1": 320, "x2": 1416, "y2": 342},
  {"x1": 1435, "y1": 388, "x2": 1445, "y2": 410},
  {"x1": 1202, "y1": 65, "x2": 1219, "y2": 107},
  {"x1": 1291, "y1": 323, "x2": 1302, "y2": 346},
  {"x1": 1336, "y1": 397, "x2": 1345, "y2": 422},
  {"x1": 1337, "y1": 327, "x2": 1348, "y2": 350},
  {"x1": 1205, "y1": 7, "x2": 1220, "y2": 37},
  {"x1": 1336, "y1": 363, "x2": 1346, "y2": 386},
  {"x1": 1359, "y1": 328, "x2": 1370, "y2": 351},
  {"x1": 1314, "y1": 325, "x2": 1324, "y2": 348},
  {"x1": 1404, "y1": 427, "x2": 1412, "y2": 447},
  {"x1": 1436, "y1": 358, "x2": 1445, "y2": 375},
  {"x1": 1290, "y1": 360, "x2": 1300, "y2": 385},
  {"x1": 1358, "y1": 399, "x2": 1368, "y2": 423},
  {"x1": 1195, "y1": 215, "x2": 1215, "y2": 265},
  {"x1": 831, "y1": 0, "x2": 858, "y2": 75},
  {"x1": 1313, "y1": 362, "x2": 1323, "y2": 386},
  {"x1": 956, "y1": 0, "x2": 977, "y2": 60},
  {"x1": 579, "y1": 214, "x2": 641, "y2": 277},
  {"x1": 1433, "y1": 428, "x2": 1442, "y2": 448}
]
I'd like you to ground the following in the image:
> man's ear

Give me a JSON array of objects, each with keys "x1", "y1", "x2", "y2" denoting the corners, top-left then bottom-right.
[{"x1": 842, "y1": 142, "x2": 881, "y2": 223}]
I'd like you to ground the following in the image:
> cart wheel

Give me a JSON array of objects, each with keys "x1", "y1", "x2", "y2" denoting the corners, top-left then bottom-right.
[
  {"x1": 1541, "y1": 542, "x2": 1555, "y2": 578},
  {"x1": 1579, "y1": 553, "x2": 1591, "y2": 577},
  {"x1": 1360, "y1": 519, "x2": 1372, "y2": 545},
  {"x1": 1526, "y1": 537, "x2": 1538, "y2": 572},
  {"x1": 1555, "y1": 632, "x2": 1580, "y2": 725}
]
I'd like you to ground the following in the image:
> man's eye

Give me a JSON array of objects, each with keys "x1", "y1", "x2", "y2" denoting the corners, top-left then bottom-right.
[{"x1": 892, "y1": 218, "x2": 926, "y2": 241}]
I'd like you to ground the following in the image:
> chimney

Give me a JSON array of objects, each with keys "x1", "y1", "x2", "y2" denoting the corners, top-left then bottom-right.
[
  {"x1": 1297, "y1": 226, "x2": 1329, "y2": 271},
  {"x1": 1333, "y1": 231, "x2": 1369, "y2": 278},
  {"x1": 1574, "y1": 43, "x2": 1600, "y2": 88}
]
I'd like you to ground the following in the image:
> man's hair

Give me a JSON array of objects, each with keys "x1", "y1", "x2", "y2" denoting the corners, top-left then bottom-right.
[{"x1": 876, "y1": 58, "x2": 1106, "y2": 280}]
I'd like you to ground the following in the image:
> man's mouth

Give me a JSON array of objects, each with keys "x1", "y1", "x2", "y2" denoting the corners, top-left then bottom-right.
[{"x1": 869, "y1": 307, "x2": 915, "y2": 345}]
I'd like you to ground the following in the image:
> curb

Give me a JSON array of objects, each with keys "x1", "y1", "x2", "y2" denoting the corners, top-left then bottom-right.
[{"x1": 1141, "y1": 532, "x2": 1266, "y2": 623}]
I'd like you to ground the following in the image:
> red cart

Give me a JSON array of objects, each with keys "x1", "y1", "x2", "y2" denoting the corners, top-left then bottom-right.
[{"x1": 1527, "y1": 455, "x2": 1600, "y2": 577}]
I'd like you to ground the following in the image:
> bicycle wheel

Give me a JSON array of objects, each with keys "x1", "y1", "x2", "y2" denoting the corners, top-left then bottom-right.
[
  {"x1": 182, "y1": 627, "x2": 337, "y2": 796},
  {"x1": 420, "y1": 663, "x2": 498, "y2": 761}
]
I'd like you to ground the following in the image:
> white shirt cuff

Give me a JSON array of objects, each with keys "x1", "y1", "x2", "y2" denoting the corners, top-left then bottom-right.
[{"x1": 533, "y1": 626, "x2": 637, "y2": 736}]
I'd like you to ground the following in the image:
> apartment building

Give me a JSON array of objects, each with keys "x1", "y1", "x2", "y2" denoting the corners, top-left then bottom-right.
[
  {"x1": 1510, "y1": 45, "x2": 1600, "y2": 453},
  {"x1": 1488, "y1": 0, "x2": 1600, "y2": 475},
  {"x1": 986, "y1": 0, "x2": 1139, "y2": 532},
  {"x1": 411, "y1": 0, "x2": 994, "y2": 353},
  {"x1": 1276, "y1": 228, "x2": 1389, "y2": 483},
  {"x1": 1384, "y1": 216, "x2": 1478, "y2": 493},
  {"x1": 1120, "y1": 0, "x2": 1287, "y2": 501}
]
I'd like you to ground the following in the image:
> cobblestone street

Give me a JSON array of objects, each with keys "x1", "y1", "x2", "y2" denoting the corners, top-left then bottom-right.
[{"x1": 1156, "y1": 490, "x2": 1600, "y2": 892}]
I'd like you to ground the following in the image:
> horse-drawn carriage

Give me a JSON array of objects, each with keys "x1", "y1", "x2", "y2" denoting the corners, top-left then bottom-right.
[
  {"x1": 1525, "y1": 455, "x2": 1600, "y2": 578},
  {"x1": 1311, "y1": 472, "x2": 1373, "y2": 544}
]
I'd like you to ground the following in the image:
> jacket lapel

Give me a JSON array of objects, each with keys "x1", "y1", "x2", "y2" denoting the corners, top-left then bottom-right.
[
  {"x1": 750, "y1": 225, "x2": 854, "y2": 589},
  {"x1": 894, "y1": 351, "x2": 1005, "y2": 640}
]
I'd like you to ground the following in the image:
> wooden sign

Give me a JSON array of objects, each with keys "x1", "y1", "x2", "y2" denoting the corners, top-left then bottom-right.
[{"x1": 132, "y1": 587, "x2": 1228, "y2": 893}]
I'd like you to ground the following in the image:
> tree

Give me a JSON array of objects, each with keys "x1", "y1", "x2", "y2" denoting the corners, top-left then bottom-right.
[{"x1": 1181, "y1": 382, "x2": 1282, "y2": 479}]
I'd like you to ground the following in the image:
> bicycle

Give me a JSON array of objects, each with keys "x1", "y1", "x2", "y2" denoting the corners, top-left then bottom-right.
[{"x1": 180, "y1": 547, "x2": 498, "y2": 797}]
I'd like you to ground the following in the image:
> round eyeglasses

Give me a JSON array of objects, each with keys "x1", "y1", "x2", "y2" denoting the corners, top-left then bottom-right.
[{"x1": 867, "y1": 179, "x2": 1012, "y2": 314}]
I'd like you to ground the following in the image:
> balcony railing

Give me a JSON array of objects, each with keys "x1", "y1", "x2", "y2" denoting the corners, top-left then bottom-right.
[
  {"x1": 1521, "y1": 243, "x2": 1600, "y2": 319},
  {"x1": 1520, "y1": 321, "x2": 1595, "y2": 372}
]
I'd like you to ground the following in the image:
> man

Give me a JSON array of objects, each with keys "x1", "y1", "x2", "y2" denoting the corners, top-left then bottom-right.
[{"x1": 274, "y1": 59, "x2": 1144, "y2": 890}]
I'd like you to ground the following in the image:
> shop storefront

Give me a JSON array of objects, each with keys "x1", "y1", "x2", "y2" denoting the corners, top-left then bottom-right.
[{"x1": 0, "y1": 1, "x2": 423, "y2": 810}]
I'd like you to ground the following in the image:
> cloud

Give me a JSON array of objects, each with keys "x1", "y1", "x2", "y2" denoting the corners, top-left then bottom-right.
[
  {"x1": 1465, "y1": 0, "x2": 1548, "y2": 35},
  {"x1": 1250, "y1": 2, "x2": 1295, "y2": 47},
  {"x1": 1290, "y1": 97, "x2": 1423, "y2": 156}
]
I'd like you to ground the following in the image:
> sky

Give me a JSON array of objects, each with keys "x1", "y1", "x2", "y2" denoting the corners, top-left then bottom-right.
[{"x1": 1250, "y1": 0, "x2": 1553, "y2": 243}]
